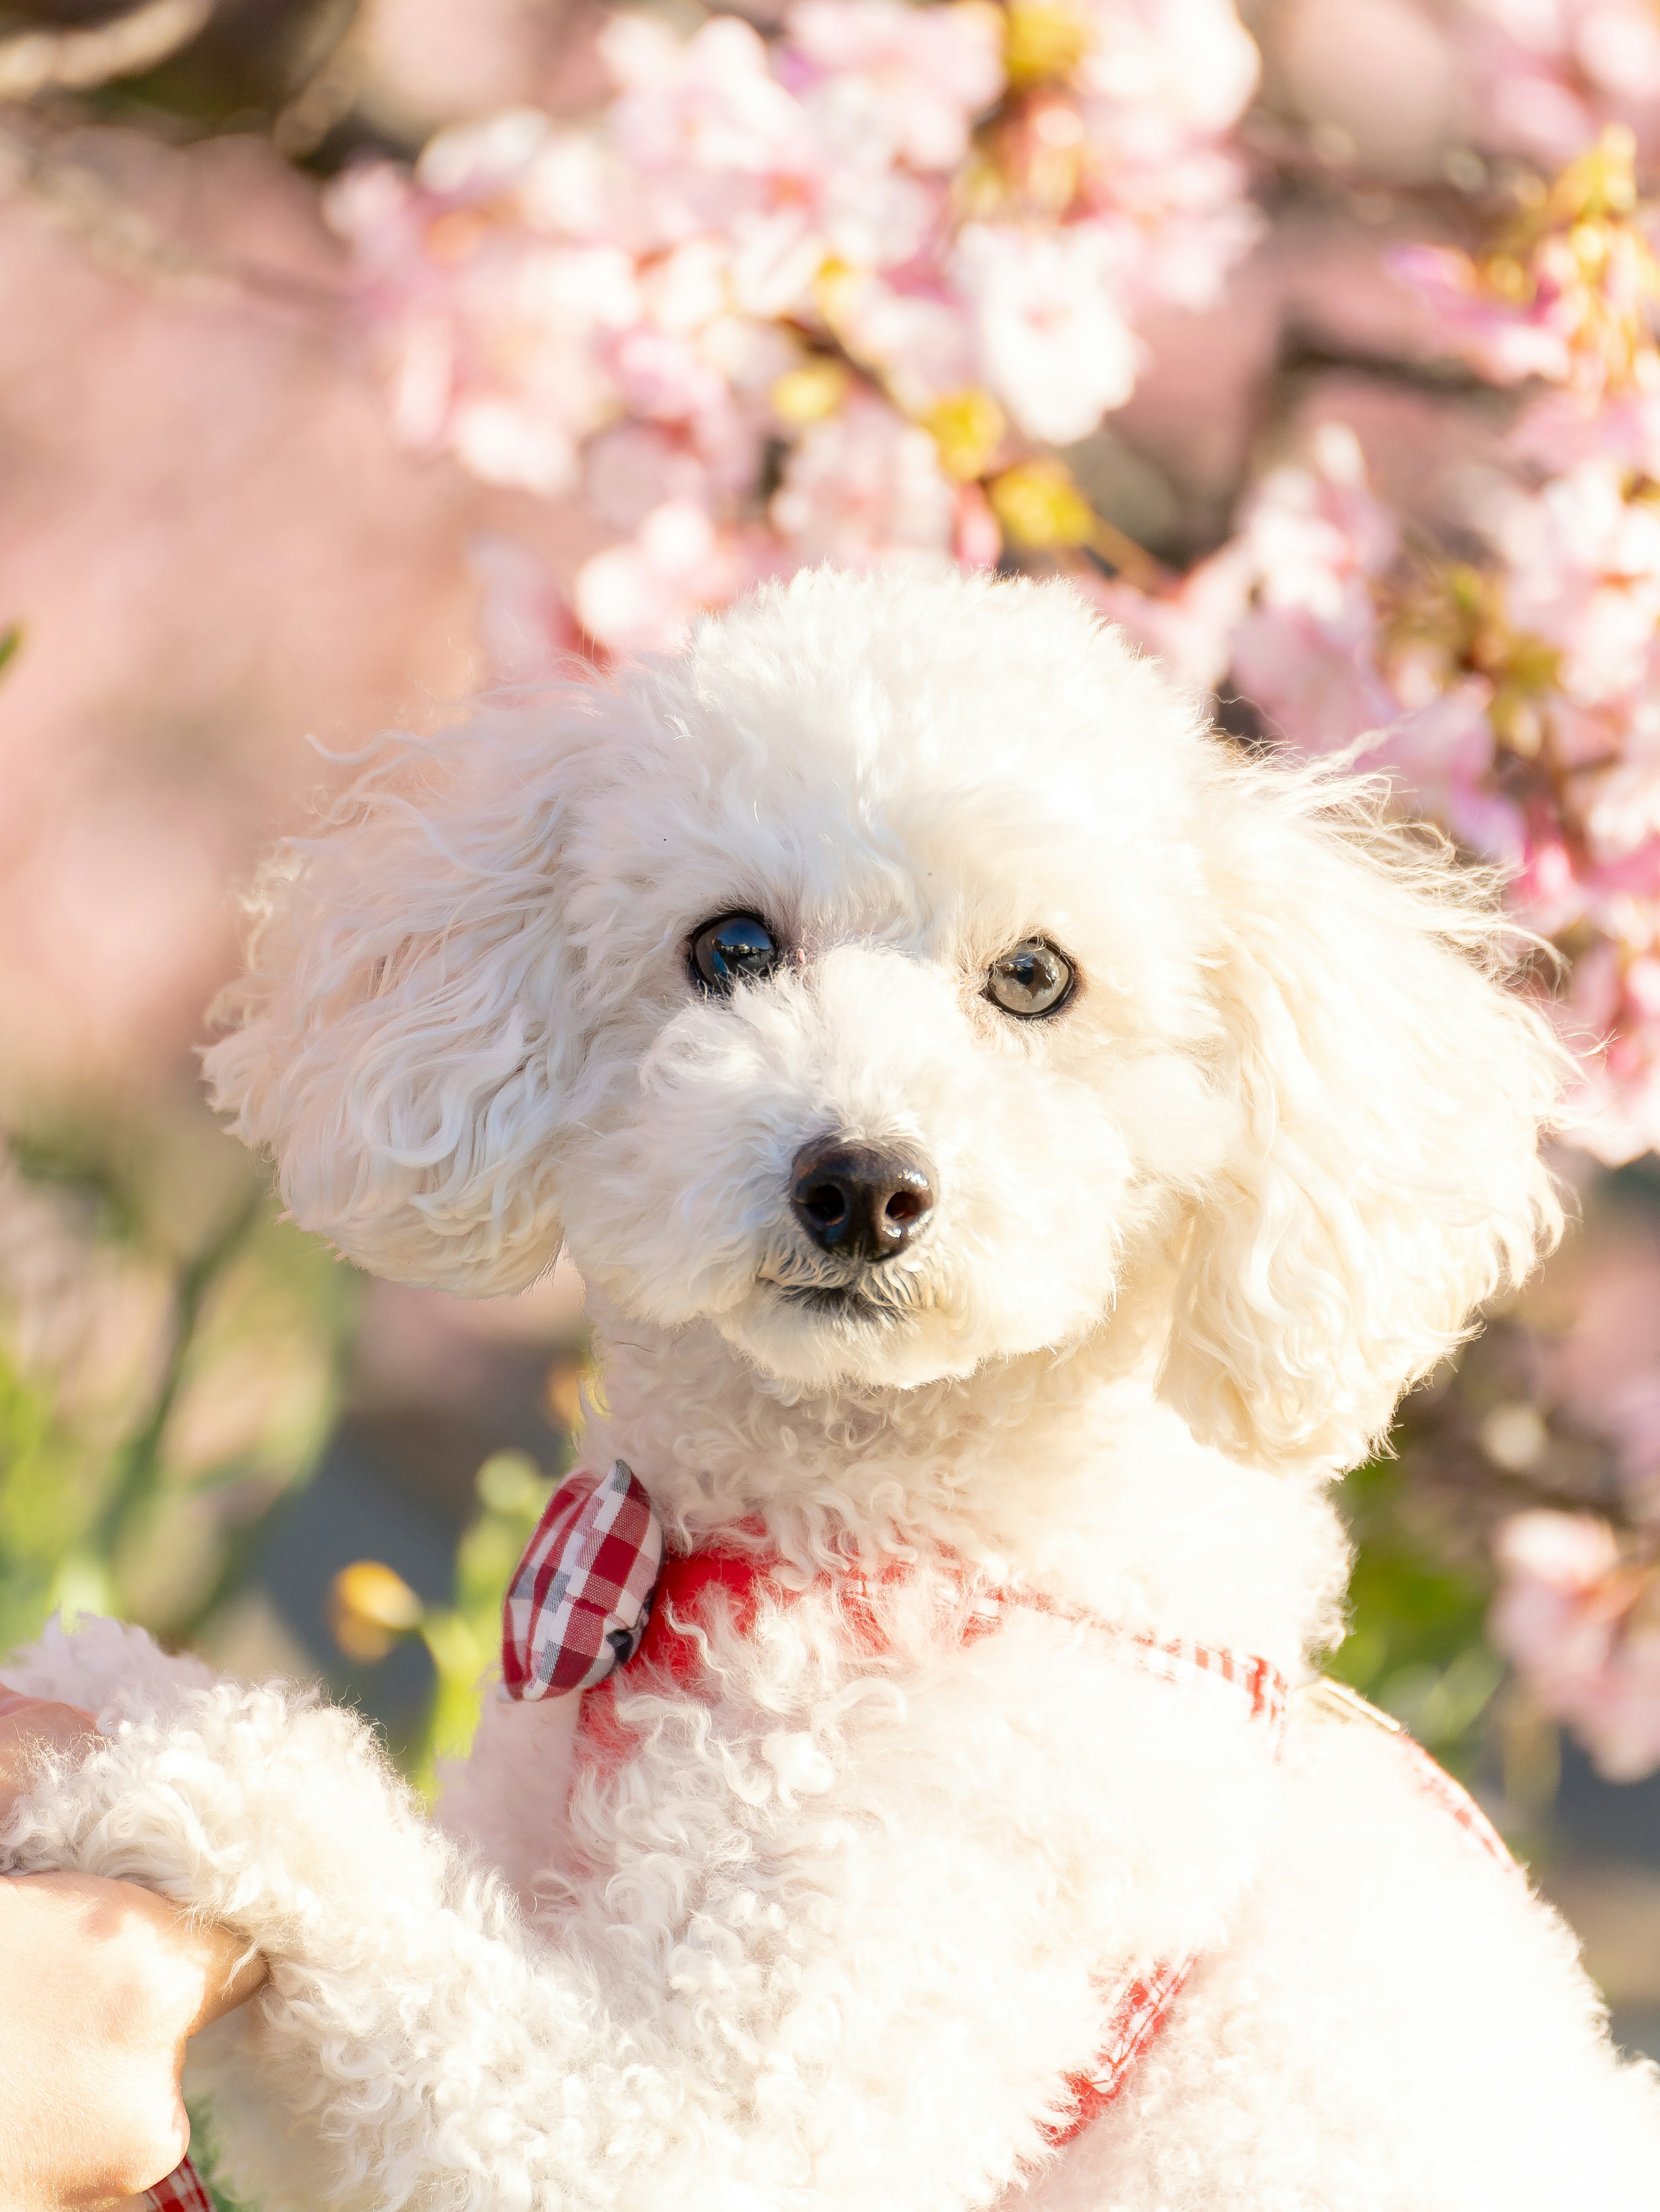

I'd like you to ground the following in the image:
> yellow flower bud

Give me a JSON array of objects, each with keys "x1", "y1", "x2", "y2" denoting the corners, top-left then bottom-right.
[
  {"x1": 329, "y1": 1560, "x2": 424, "y2": 1663},
  {"x1": 926, "y1": 387, "x2": 1007, "y2": 480},
  {"x1": 1002, "y1": 0, "x2": 1092, "y2": 87},
  {"x1": 772, "y1": 359, "x2": 851, "y2": 425},
  {"x1": 988, "y1": 458, "x2": 1095, "y2": 548}
]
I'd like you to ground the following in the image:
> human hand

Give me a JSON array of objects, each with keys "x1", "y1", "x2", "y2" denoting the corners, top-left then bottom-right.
[
  {"x1": 0, "y1": 1690, "x2": 267, "y2": 2212},
  {"x1": 0, "y1": 1688, "x2": 98, "y2": 1822}
]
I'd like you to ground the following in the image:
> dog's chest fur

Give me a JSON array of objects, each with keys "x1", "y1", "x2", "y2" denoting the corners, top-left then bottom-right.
[{"x1": 441, "y1": 1318, "x2": 1348, "y2": 2159}]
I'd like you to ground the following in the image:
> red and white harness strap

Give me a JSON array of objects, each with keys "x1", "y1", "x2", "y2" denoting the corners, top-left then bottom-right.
[
  {"x1": 504, "y1": 1464, "x2": 1302, "y2": 2143},
  {"x1": 149, "y1": 1464, "x2": 1516, "y2": 2212}
]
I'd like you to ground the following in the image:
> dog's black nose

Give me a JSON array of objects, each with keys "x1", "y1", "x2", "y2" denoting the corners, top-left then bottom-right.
[{"x1": 790, "y1": 1138, "x2": 934, "y2": 1264}]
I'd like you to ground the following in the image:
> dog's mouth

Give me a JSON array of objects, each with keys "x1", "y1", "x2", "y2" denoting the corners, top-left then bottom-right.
[
  {"x1": 756, "y1": 1244, "x2": 936, "y2": 1321},
  {"x1": 774, "y1": 1282, "x2": 879, "y2": 1316}
]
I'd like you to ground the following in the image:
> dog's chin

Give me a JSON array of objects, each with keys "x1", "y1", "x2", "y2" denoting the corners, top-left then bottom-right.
[{"x1": 715, "y1": 1280, "x2": 979, "y2": 1393}]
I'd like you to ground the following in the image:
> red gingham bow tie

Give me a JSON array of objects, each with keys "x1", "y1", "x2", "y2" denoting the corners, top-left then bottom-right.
[
  {"x1": 145, "y1": 2157, "x2": 214, "y2": 2212},
  {"x1": 502, "y1": 1460, "x2": 662, "y2": 1698}
]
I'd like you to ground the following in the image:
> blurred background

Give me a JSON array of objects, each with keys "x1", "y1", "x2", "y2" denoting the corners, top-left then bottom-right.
[{"x1": 7, "y1": 0, "x2": 1660, "y2": 2130}]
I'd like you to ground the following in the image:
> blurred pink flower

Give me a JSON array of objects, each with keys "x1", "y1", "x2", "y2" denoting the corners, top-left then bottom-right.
[
  {"x1": 1510, "y1": 387, "x2": 1660, "y2": 474},
  {"x1": 954, "y1": 221, "x2": 1142, "y2": 445},
  {"x1": 952, "y1": 480, "x2": 1002, "y2": 569},
  {"x1": 1239, "y1": 424, "x2": 1402, "y2": 611},
  {"x1": 1484, "y1": 461, "x2": 1660, "y2": 706},
  {"x1": 785, "y1": 0, "x2": 1006, "y2": 172},
  {"x1": 332, "y1": 141, "x2": 644, "y2": 494},
  {"x1": 1392, "y1": 242, "x2": 1580, "y2": 386},
  {"x1": 603, "y1": 8, "x2": 945, "y2": 288},
  {"x1": 1093, "y1": 423, "x2": 1405, "y2": 730},
  {"x1": 1229, "y1": 605, "x2": 1397, "y2": 748},
  {"x1": 0, "y1": 130, "x2": 489, "y2": 1102},
  {"x1": 1068, "y1": 0, "x2": 1263, "y2": 311},
  {"x1": 1219, "y1": 424, "x2": 1405, "y2": 747},
  {"x1": 1084, "y1": 539, "x2": 1255, "y2": 694},
  {"x1": 1456, "y1": 0, "x2": 1660, "y2": 165},
  {"x1": 336, "y1": 0, "x2": 1268, "y2": 522},
  {"x1": 603, "y1": 13, "x2": 804, "y2": 183},
  {"x1": 1526, "y1": 1199, "x2": 1660, "y2": 1494},
  {"x1": 1492, "y1": 1510, "x2": 1660, "y2": 1781},
  {"x1": 1393, "y1": 124, "x2": 1660, "y2": 405},
  {"x1": 1074, "y1": 0, "x2": 1259, "y2": 140},
  {"x1": 770, "y1": 391, "x2": 957, "y2": 562},
  {"x1": 583, "y1": 420, "x2": 713, "y2": 529},
  {"x1": 1362, "y1": 684, "x2": 1528, "y2": 866},
  {"x1": 1554, "y1": 942, "x2": 1660, "y2": 1163},
  {"x1": 469, "y1": 535, "x2": 596, "y2": 682},
  {"x1": 823, "y1": 272, "x2": 978, "y2": 413},
  {"x1": 574, "y1": 498, "x2": 779, "y2": 652}
]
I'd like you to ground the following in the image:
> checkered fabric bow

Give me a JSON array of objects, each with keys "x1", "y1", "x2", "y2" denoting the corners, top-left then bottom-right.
[
  {"x1": 146, "y1": 2157, "x2": 214, "y2": 2212},
  {"x1": 502, "y1": 1461, "x2": 663, "y2": 1699}
]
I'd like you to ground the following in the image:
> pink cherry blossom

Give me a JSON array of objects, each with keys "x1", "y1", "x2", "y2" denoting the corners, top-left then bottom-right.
[
  {"x1": 1187, "y1": 424, "x2": 1405, "y2": 747},
  {"x1": 1526, "y1": 1200, "x2": 1660, "y2": 1501},
  {"x1": 785, "y1": 0, "x2": 1006, "y2": 172},
  {"x1": 334, "y1": 0, "x2": 1268, "y2": 526},
  {"x1": 574, "y1": 499, "x2": 784, "y2": 653},
  {"x1": 1553, "y1": 942, "x2": 1660, "y2": 1163},
  {"x1": 1074, "y1": 0, "x2": 1259, "y2": 140},
  {"x1": 602, "y1": 13, "x2": 805, "y2": 185},
  {"x1": 769, "y1": 391, "x2": 954, "y2": 562},
  {"x1": 1394, "y1": 125, "x2": 1660, "y2": 403},
  {"x1": 1084, "y1": 538, "x2": 1255, "y2": 695},
  {"x1": 1391, "y1": 243, "x2": 1581, "y2": 387},
  {"x1": 1510, "y1": 386, "x2": 1660, "y2": 474},
  {"x1": 1483, "y1": 461, "x2": 1660, "y2": 705},
  {"x1": 1362, "y1": 684, "x2": 1528, "y2": 867},
  {"x1": 1491, "y1": 1511, "x2": 1660, "y2": 1781},
  {"x1": 1456, "y1": 0, "x2": 1660, "y2": 166},
  {"x1": 823, "y1": 272, "x2": 979, "y2": 415},
  {"x1": 953, "y1": 221, "x2": 1142, "y2": 445},
  {"x1": 573, "y1": 499, "x2": 729, "y2": 654},
  {"x1": 770, "y1": 390, "x2": 957, "y2": 562}
]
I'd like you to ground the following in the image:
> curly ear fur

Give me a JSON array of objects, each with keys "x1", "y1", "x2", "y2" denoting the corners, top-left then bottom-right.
[
  {"x1": 1161, "y1": 754, "x2": 1567, "y2": 1475},
  {"x1": 203, "y1": 696, "x2": 604, "y2": 1293}
]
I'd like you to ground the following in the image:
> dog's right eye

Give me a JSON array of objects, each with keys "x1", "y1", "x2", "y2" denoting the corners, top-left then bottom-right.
[{"x1": 690, "y1": 913, "x2": 785, "y2": 995}]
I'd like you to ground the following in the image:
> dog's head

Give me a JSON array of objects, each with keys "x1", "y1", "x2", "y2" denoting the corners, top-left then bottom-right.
[{"x1": 207, "y1": 567, "x2": 1563, "y2": 1473}]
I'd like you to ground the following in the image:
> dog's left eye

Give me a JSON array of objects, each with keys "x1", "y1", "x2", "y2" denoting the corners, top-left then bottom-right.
[
  {"x1": 690, "y1": 912, "x2": 786, "y2": 994},
  {"x1": 987, "y1": 938, "x2": 1075, "y2": 1019}
]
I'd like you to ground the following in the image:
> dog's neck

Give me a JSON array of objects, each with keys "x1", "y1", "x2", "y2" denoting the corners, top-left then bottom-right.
[{"x1": 580, "y1": 1293, "x2": 1350, "y2": 1669}]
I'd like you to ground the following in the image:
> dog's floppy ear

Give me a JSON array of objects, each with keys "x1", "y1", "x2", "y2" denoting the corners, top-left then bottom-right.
[
  {"x1": 1160, "y1": 754, "x2": 1566, "y2": 1475},
  {"x1": 204, "y1": 697, "x2": 602, "y2": 1294}
]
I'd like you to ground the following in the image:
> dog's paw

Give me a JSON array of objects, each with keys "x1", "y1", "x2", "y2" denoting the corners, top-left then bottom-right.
[
  {"x1": 2, "y1": 1612, "x2": 215, "y2": 1727},
  {"x1": 0, "y1": 1659, "x2": 465, "y2": 1969}
]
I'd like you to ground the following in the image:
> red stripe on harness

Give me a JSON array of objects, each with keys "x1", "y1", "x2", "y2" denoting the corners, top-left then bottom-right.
[
  {"x1": 549, "y1": 1490, "x2": 1289, "y2": 2142},
  {"x1": 512, "y1": 1471, "x2": 1513, "y2": 2144}
]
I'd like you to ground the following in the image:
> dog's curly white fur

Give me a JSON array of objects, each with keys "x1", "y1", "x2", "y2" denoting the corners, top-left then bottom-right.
[{"x1": 4, "y1": 567, "x2": 1655, "y2": 2209}]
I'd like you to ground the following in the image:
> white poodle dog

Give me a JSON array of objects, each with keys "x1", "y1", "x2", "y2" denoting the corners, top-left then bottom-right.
[{"x1": 5, "y1": 566, "x2": 1658, "y2": 2211}]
